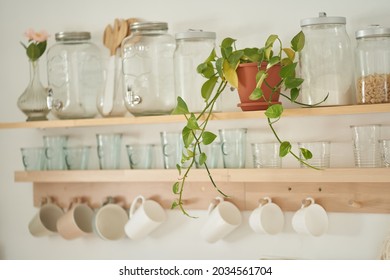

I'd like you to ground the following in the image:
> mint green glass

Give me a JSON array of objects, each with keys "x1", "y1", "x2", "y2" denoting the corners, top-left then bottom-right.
[
  {"x1": 21, "y1": 147, "x2": 46, "y2": 171},
  {"x1": 96, "y1": 133, "x2": 122, "y2": 169},
  {"x1": 64, "y1": 146, "x2": 91, "y2": 170},
  {"x1": 126, "y1": 144, "x2": 154, "y2": 169},
  {"x1": 43, "y1": 135, "x2": 68, "y2": 170}
]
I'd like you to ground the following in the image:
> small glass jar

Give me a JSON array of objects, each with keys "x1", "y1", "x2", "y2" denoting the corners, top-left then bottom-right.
[
  {"x1": 299, "y1": 12, "x2": 354, "y2": 106},
  {"x1": 174, "y1": 30, "x2": 217, "y2": 112},
  {"x1": 355, "y1": 25, "x2": 390, "y2": 104},
  {"x1": 47, "y1": 31, "x2": 104, "y2": 119},
  {"x1": 121, "y1": 22, "x2": 176, "y2": 116}
]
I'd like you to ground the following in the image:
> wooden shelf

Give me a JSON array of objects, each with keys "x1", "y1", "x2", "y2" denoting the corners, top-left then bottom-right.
[
  {"x1": 2, "y1": 103, "x2": 390, "y2": 129},
  {"x1": 14, "y1": 168, "x2": 390, "y2": 214}
]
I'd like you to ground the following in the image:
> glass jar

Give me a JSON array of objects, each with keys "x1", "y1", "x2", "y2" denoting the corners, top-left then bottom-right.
[
  {"x1": 121, "y1": 22, "x2": 176, "y2": 116},
  {"x1": 174, "y1": 30, "x2": 217, "y2": 112},
  {"x1": 299, "y1": 12, "x2": 354, "y2": 106},
  {"x1": 47, "y1": 31, "x2": 103, "y2": 119},
  {"x1": 355, "y1": 25, "x2": 390, "y2": 104}
]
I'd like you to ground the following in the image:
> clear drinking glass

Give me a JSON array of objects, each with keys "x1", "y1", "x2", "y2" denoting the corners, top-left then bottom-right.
[
  {"x1": 160, "y1": 131, "x2": 183, "y2": 169},
  {"x1": 96, "y1": 133, "x2": 122, "y2": 169},
  {"x1": 126, "y1": 144, "x2": 154, "y2": 169},
  {"x1": 379, "y1": 139, "x2": 390, "y2": 167},
  {"x1": 219, "y1": 128, "x2": 247, "y2": 168},
  {"x1": 43, "y1": 135, "x2": 68, "y2": 170},
  {"x1": 350, "y1": 124, "x2": 381, "y2": 167},
  {"x1": 251, "y1": 142, "x2": 282, "y2": 168},
  {"x1": 21, "y1": 147, "x2": 46, "y2": 171},
  {"x1": 195, "y1": 142, "x2": 222, "y2": 169},
  {"x1": 298, "y1": 141, "x2": 331, "y2": 168},
  {"x1": 64, "y1": 146, "x2": 91, "y2": 170}
]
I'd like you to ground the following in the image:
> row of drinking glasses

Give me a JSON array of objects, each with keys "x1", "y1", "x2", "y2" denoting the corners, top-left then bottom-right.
[{"x1": 20, "y1": 125, "x2": 390, "y2": 171}]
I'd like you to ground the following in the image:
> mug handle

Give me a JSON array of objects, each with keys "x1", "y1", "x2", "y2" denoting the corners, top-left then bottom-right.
[
  {"x1": 258, "y1": 196, "x2": 272, "y2": 207},
  {"x1": 207, "y1": 196, "x2": 224, "y2": 215},
  {"x1": 129, "y1": 195, "x2": 145, "y2": 219},
  {"x1": 301, "y1": 197, "x2": 315, "y2": 209}
]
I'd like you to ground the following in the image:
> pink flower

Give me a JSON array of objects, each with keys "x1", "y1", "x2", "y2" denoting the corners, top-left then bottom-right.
[{"x1": 24, "y1": 28, "x2": 49, "y2": 42}]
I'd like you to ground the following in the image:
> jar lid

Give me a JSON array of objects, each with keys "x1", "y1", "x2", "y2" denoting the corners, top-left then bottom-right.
[
  {"x1": 55, "y1": 32, "x2": 91, "y2": 41},
  {"x1": 355, "y1": 25, "x2": 390, "y2": 39},
  {"x1": 175, "y1": 29, "x2": 216, "y2": 40},
  {"x1": 300, "y1": 12, "x2": 346, "y2": 27},
  {"x1": 130, "y1": 21, "x2": 168, "y2": 31}
]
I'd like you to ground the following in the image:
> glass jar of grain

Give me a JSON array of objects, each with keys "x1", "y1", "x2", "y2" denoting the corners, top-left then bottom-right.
[{"x1": 355, "y1": 25, "x2": 390, "y2": 104}]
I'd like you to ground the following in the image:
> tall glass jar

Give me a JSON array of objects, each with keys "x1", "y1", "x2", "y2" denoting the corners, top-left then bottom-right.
[
  {"x1": 299, "y1": 12, "x2": 354, "y2": 106},
  {"x1": 355, "y1": 25, "x2": 390, "y2": 104},
  {"x1": 174, "y1": 30, "x2": 217, "y2": 112},
  {"x1": 121, "y1": 22, "x2": 176, "y2": 116},
  {"x1": 47, "y1": 32, "x2": 103, "y2": 119}
]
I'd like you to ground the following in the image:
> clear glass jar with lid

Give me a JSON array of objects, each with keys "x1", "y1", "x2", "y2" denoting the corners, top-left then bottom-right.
[
  {"x1": 355, "y1": 25, "x2": 390, "y2": 104},
  {"x1": 299, "y1": 12, "x2": 354, "y2": 106},
  {"x1": 47, "y1": 31, "x2": 104, "y2": 119},
  {"x1": 121, "y1": 21, "x2": 176, "y2": 116},
  {"x1": 174, "y1": 29, "x2": 218, "y2": 112}
]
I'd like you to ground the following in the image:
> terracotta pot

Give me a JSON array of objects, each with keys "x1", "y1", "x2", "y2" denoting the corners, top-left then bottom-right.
[{"x1": 236, "y1": 62, "x2": 281, "y2": 111}]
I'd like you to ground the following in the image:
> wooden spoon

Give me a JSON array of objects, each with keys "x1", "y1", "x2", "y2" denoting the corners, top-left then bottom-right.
[{"x1": 103, "y1": 24, "x2": 115, "y2": 55}]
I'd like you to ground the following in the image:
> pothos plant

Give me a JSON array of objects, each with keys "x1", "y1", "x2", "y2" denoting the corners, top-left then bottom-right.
[{"x1": 171, "y1": 31, "x2": 327, "y2": 217}]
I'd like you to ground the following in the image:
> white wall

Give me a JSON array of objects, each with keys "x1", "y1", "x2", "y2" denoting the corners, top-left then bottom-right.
[{"x1": 1, "y1": 0, "x2": 390, "y2": 260}]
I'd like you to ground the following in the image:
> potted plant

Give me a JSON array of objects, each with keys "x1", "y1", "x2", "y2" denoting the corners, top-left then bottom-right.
[{"x1": 171, "y1": 31, "x2": 326, "y2": 216}]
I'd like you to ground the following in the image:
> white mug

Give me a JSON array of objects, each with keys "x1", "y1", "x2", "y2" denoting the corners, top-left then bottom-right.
[
  {"x1": 249, "y1": 197, "x2": 284, "y2": 235},
  {"x1": 57, "y1": 200, "x2": 94, "y2": 240},
  {"x1": 200, "y1": 197, "x2": 242, "y2": 243},
  {"x1": 28, "y1": 198, "x2": 64, "y2": 237},
  {"x1": 292, "y1": 197, "x2": 328, "y2": 237},
  {"x1": 92, "y1": 197, "x2": 128, "y2": 241},
  {"x1": 125, "y1": 195, "x2": 167, "y2": 240}
]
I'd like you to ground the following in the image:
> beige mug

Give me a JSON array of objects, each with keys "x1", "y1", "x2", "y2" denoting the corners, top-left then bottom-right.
[
  {"x1": 28, "y1": 197, "x2": 64, "y2": 237},
  {"x1": 57, "y1": 199, "x2": 94, "y2": 240},
  {"x1": 92, "y1": 197, "x2": 128, "y2": 241}
]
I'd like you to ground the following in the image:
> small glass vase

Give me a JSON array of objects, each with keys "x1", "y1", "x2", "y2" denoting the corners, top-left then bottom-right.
[{"x1": 17, "y1": 59, "x2": 50, "y2": 121}]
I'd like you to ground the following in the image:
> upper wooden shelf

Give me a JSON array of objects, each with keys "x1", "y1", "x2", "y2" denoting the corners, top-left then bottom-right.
[
  {"x1": 14, "y1": 168, "x2": 390, "y2": 184},
  {"x1": 1, "y1": 103, "x2": 390, "y2": 129}
]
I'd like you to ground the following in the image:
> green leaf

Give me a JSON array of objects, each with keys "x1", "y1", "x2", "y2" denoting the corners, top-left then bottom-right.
[
  {"x1": 176, "y1": 164, "x2": 181, "y2": 175},
  {"x1": 215, "y1": 58, "x2": 224, "y2": 78},
  {"x1": 221, "y1": 37, "x2": 236, "y2": 49},
  {"x1": 279, "y1": 62, "x2": 297, "y2": 79},
  {"x1": 265, "y1": 34, "x2": 278, "y2": 48},
  {"x1": 249, "y1": 88, "x2": 263, "y2": 101},
  {"x1": 228, "y1": 50, "x2": 244, "y2": 66},
  {"x1": 182, "y1": 127, "x2": 195, "y2": 148},
  {"x1": 202, "y1": 131, "x2": 217, "y2": 145},
  {"x1": 171, "y1": 200, "x2": 179, "y2": 209},
  {"x1": 197, "y1": 61, "x2": 214, "y2": 78},
  {"x1": 284, "y1": 77, "x2": 304, "y2": 89},
  {"x1": 199, "y1": 152, "x2": 207, "y2": 166},
  {"x1": 291, "y1": 31, "x2": 305, "y2": 52},
  {"x1": 204, "y1": 48, "x2": 216, "y2": 63},
  {"x1": 186, "y1": 114, "x2": 200, "y2": 130},
  {"x1": 242, "y1": 48, "x2": 262, "y2": 62},
  {"x1": 222, "y1": 59, "x2": 238, "y2": 88},
  {"x1": 26, "y1": 44, "x2": 40, "y2": 61},
  {"x1": 265, "y1": 104, "x2": 283, "y2": 119},
  {"x1": 172, "y1": 182, "x2": 180, "y2": 194},
  {"x1": 282, "y1": 47, "x2": 295, "y2": 61},
  {"x1": 201, "y1": 76, "x2": 218, "y2": 101},
  {"x1": 279, "y1": 141, "x2": 291, "y2": 157},
  {"x1": 255, "y1": 70, "x2": 268, "y2": 88},
  {"x1": 172, "y1": 96, "x2": 190, "y2": 115},
  {"x1": 290, "y1": 88, "x2": 299, "y2": 102},
  {"x1": 267, "y1": 56, "x2": 280, "y2": 68},
  {"x1": 37, "y1": 41, "x2": 47, "y2": 57},
  {"x1": 300, "y1": 148, "x2": 313, "y2": 160}
]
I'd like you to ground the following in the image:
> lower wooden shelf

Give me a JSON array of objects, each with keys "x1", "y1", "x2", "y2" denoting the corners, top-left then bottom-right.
[{"x1": 14, "y1": 168, "x2": 390, "y2": 213}]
